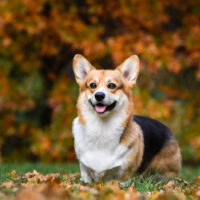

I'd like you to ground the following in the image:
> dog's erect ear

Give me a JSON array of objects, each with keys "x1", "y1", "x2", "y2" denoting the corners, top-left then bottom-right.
[
  {"x1": 117, "y1": 55, "x2": 140, "y2": 85},
  {"x1": 73, "y1": 54, "x2": 95, "y2": 83}
]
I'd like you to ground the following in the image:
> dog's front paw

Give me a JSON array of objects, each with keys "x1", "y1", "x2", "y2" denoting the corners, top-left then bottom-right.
[
  {"x1": 119, "y1": 179, "x2": 132, "y2": 187},
  {"x1": 80, "y1": 176, "x2": 92, "y2": 184}
]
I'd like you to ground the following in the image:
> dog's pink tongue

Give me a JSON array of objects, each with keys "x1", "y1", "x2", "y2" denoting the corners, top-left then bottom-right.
[{"x1": 95, "y1": 105, "x2": 106, "y2": 113}]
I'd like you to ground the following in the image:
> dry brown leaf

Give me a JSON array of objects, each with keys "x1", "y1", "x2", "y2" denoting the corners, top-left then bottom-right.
[
  {"x1": 164, "y1": 180, "x2": 175, "y2": 190},
  {"x1": 11, "y1": 170, "x2": 16, "y2": 178}
]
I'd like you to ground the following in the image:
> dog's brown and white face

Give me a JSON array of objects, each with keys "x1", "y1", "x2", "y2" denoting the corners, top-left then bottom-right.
[{"x1": 73, "y1": 54, "x2": 140, "y2": 118}]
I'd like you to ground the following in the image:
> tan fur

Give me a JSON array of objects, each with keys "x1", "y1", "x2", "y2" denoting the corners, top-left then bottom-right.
[
  {"x1": 147, "y1": 137, "x2": 182, "y2": 177},
  {"x1": 119, "y1": 107, "x2": 181, "y2": 179},
  {"x1": 77, "y1": 98, "x2": 86, "y2": 125},
  {"x1": 119, "y1": 121, "x2": 144, "y2": 181}
]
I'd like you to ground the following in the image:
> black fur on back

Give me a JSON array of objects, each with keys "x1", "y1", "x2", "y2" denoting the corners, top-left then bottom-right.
[{"x1": 133, "y1": 115, "x2": 173, "y2": 174}]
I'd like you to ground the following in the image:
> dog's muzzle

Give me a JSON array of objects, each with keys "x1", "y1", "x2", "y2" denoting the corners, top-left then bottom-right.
[{"x1": 89, "y1": 100, "x2": 116, "y2": 114}]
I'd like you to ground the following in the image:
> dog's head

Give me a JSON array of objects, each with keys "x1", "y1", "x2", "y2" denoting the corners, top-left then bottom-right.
[{"x1": 73, "y1": 54, "x2": 140, "y2": 117}]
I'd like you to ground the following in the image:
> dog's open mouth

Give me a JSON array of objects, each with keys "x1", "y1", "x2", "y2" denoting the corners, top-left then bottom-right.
[{"x1": 89, "y1": 101, "x2": 116, "y2": 114}]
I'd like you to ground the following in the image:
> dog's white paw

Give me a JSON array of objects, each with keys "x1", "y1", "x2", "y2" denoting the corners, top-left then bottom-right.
[
  {"x1": 119, "y1": 179, "x2": 132, "y2": 187},
  {"x1": 80, "y1": 176, "x2": 92, "y2": 184}
]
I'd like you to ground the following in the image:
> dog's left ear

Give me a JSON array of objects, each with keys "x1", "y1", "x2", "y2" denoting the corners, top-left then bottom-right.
[
  {"x1": 117, "y1": 55, "x2": 140, "y2": 85},
  {"x1": 73, "y1": 54, "x2": 95, "y2": 84}
]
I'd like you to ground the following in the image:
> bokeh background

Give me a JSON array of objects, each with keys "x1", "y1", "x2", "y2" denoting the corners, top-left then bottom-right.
[{"x1": 0, "y1": 0, "x2": 199, "y2": 164}]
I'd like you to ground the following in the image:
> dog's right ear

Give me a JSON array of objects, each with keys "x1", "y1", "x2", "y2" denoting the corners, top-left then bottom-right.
[{"x1": 73, "y1": 54, "x2": 95, "y2": 84}]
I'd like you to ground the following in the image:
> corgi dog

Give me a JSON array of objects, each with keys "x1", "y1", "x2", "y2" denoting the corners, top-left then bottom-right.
[{"x1": 72, "y1": 54, "x2": 182, "y2": 184}]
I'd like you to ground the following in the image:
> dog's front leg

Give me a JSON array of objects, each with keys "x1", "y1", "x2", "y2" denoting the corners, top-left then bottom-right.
[{"x1": 80, "y1": 162, "x2": 93, "y2": 183}]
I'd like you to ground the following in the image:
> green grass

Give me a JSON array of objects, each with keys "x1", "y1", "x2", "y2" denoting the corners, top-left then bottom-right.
[
  {"x1": 0, "y1": 162, "x2": 199, "y2": 192},
  {"x1": 179, "y1": 165, "x2": 200, "y2": 181},
  {"x1": 0, "y1": 162, "x2": 79, "y2": 183}
]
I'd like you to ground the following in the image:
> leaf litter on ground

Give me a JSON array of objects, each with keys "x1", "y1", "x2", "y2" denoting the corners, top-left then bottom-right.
[{"x1": 0, "y1": 170, "x2": 200, "y2": 200}]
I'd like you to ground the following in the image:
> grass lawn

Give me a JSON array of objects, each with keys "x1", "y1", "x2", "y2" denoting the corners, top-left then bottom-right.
[
  {"x1": 0, "y1": 162, "x2": 200, "y2": 199},
  {"x1": 0, "y1": 162, "x2": 79, "y2": 184}
]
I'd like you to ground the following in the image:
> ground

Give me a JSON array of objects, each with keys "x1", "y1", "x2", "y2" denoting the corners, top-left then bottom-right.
[{"x1": 0, "y1": 163, "x2": 200, "y2": 199}]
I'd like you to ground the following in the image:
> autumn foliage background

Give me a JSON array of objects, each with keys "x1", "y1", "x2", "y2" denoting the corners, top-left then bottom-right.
[{"x1": 0, "y1": 0, "x2": 199, "y2": 164}]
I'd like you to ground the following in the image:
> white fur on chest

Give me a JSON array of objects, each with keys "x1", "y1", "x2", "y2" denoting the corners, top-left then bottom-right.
[{"x1": 72, "y1": 108, "x2": 131, "y2": 179}]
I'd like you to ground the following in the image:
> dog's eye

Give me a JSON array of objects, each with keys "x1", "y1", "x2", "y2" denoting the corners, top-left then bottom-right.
[
  {"x1": 108, "y1": 83, "x2": 116, "y2": 89},
  {"x1": 90, "y1": 83, "x2": 97, "y2": 89}
]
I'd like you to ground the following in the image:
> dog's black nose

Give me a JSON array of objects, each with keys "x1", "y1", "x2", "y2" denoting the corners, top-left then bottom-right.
[{"x1": 95, "y1": 92, "x2": 105, "y2": 101}]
